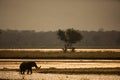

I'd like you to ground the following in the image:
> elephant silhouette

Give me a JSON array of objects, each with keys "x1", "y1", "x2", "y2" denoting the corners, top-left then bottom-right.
[{"x1": 20, "y1": 61, "x2": 40, "y2": 74}]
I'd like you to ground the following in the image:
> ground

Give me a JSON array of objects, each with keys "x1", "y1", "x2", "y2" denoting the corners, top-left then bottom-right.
[
  {"x1": 0, "y1": 71, "x2": 120, "y2": 80},
  {"x1": 0, "y1": 59, "x2": 120, "y2": 80}
]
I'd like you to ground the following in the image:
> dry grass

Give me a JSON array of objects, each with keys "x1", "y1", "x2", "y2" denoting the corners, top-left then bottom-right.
[
  {"x1": 0, "y1": 50, "x2": 120, "y2": 59},
  {"x1": 38, "y1": 67, "x2": 120, "y2": 75}
]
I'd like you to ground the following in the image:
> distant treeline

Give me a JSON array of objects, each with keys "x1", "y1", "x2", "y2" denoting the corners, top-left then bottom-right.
[{"x1": 0, "y1": 29, "x2": 120, "y2": 48}]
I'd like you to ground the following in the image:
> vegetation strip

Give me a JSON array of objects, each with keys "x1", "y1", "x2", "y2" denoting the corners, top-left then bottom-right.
[
  {"x1": 39, "y1": 68, "x2": 120, "y2": 74},
  {"x1": 1, "y1": 68, "x2": 120, "y2": 75},
  {"x1": 0, "y1": 50, "x2": 120, "y2": 59}
]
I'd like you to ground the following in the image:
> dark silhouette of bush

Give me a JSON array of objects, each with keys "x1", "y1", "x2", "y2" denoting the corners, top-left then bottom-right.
[{"x1": 57, "y1": 28, "x2": 83, "y2": 52}]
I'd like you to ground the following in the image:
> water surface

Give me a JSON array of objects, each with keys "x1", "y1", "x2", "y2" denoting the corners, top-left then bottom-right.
[{"x1": 0, "y1": 59, "x2": 120, "y2": 69}]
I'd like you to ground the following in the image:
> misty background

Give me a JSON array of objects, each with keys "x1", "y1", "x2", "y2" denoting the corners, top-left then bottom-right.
[
  {"x1": 0, "y1": 0, "x2": 120, "y2": 31},
  {"x1": 0, "y1": 30, "x2": 120, "y2": 48},
  {"x1": 0, "y1": 0, "x2": 120, "y2": 48}
]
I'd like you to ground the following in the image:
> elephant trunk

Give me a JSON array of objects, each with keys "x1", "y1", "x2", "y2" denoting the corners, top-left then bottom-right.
[{"x1": 35, "y1": 64, "x2": 38, "y2": 69}]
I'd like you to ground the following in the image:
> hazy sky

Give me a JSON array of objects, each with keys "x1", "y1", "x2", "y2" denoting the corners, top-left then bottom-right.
[{"x1": 0, "y1": 0, "x2": 120, "y2": 31}]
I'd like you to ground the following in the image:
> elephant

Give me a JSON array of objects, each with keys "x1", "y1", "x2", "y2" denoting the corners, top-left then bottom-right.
[{"x1": 20, "y1": 61, "x2": 40, "y2": 74}]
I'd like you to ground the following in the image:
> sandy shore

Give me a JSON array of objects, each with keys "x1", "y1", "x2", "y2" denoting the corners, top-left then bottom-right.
[{"x1": 0, "y1": 71, "x2": 120, "y2": 80}]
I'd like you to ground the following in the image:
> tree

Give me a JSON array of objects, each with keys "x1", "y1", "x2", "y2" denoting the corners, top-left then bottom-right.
[{"x1": 57, "y1": 28, "x2": 83, "y2": 52}]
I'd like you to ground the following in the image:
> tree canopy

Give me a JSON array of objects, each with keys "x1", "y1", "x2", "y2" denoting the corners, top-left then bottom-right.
[{"x1": 57, "y1": 28, "x2": 83, "y2": 52}]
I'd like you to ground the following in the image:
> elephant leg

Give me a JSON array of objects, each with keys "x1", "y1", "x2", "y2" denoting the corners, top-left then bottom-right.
[
  {"x1": 21, "y1": 69, "x2": 25, "y2": 74},
  {"x1": 20, "y1": 69, "x2": 22, "y2": 74},
  {"x1": 27, "y1": 69, "x2": 29, "y2": 74},
  {"x1": 27, "y1": 68, "x2": 32, "y2": 74},
  {"x1": 21, "y1": 71, "x2": 23, "y2": 74},
  {"x1": 30, "y1": 68, "x2": 32, "y2": 74},
  {"x1": 23, "y1": 70, "x2": 25, "y2": 74},
  {"x1": 20, "y1": 69, "x2": 24, "y2": 74}
]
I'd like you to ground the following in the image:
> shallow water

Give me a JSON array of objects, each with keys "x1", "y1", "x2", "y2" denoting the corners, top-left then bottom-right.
[
  {"x1": 0, "y1": 59, "x2": 120, "y2": 80},
  {"x1": 0, "y1": 59, "x2": 120, "y2": 69}
]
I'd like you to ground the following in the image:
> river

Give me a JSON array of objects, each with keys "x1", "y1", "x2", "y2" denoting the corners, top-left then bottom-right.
[
  {"x1": 0, "y1": 59, "x2": 120, "y2": 80},
  {"x1": 0, "y1": 59, "x2": 120, "y2": 69}
]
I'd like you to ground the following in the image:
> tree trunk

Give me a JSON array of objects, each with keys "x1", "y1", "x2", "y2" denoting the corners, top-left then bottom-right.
[{"x1": 63, "y1": 44, "x2": 67, "y2": 53}]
